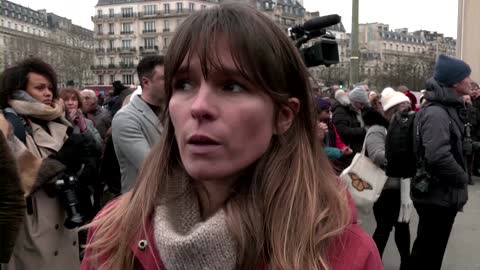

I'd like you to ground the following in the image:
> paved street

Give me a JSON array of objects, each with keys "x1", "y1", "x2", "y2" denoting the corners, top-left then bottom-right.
[{"x1": 359, "y1": 177, "x2": 480, "y2": 270}]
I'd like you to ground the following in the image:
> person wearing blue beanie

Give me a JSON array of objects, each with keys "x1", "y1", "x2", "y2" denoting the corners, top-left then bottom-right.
[
  {"x1": 410, "y1": 54, "x2": 473, "y2": 270},
  {"x1": 434, "y1": 54, "x2": 472, "y2": 91}
]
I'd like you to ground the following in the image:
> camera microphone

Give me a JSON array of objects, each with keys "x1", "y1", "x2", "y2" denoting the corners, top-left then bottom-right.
[{"x1": 303, "y1": 14, "x2": 341, "y2": 31}]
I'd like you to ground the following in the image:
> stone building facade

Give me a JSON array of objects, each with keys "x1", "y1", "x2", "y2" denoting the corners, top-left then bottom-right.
[
  {"x1": 92, "y1": 0, "x2": 219, "y2": 86},
  {"x1": 0, "y1": 0, "x2": 95, "y2": 87},
  {"x1": 91, "y1": 0, "x2": 308, "y2": 86},
  {"x1": 358, "y1": 23, "x2": 456, "y2": 90}
]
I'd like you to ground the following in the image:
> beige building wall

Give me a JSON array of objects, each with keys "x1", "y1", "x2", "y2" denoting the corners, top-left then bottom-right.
[{"x1": 457, "y1": 0, "x2": 480, "y2": 81}]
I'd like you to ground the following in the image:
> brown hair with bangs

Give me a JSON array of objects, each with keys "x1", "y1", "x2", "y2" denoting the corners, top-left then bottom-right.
[
  {"x1": 59, "y1": 88, "x2": 83, "y2": 110},
  {"x1": 84, "y1": 4, "x2": 350, "y2": 270}
]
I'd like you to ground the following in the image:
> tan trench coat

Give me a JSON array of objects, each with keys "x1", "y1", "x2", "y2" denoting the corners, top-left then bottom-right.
[{"x1": 5, "y1": 121, "x2": 80, "y2": 270}]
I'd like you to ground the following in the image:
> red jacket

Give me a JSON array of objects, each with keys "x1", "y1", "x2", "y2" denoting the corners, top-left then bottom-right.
[{"x1": 81, "y1": 198, "x2": 383, "y2": 270}]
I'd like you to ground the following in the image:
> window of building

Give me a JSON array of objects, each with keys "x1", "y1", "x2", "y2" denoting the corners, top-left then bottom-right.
[
  {"x1": 189, "y1": 3, "x2": 195, "y2": 11},
  {"x1": 21, "y1": 25, "x2": 24, "y2": 32},
  {"x1": 122, "y1": 39, "x2": 132, "y2": 48},
  {"x1": 144, "y1": 21, "x2": 155, "y2": 32},
  {"x1": 121, "y1": 7, "x2": 134, "y2": 17},
  {"x1": 144, "y1": 4, "x2": 156, "y2": 15},
  {"x1": 121, "y1": 23, "x2": 132, "y2": 34},
  {"x1": 97, "y1": 40, "x2": 103, "y2": 48},
  {"x1": 97, "y1": 24, "x2": 103, "y2": 34},
  {"x1": 201, "y1": 5, "x2": 207, "y2": 9},
  {"x1": 176, "y1": 2, "x2": 183, "y2": 13},
  {"x1": 122, "y1": 56, "x2": 134, "y2": 65},
  {"x1": 110, "y1": 75, "x2": 115, "y2": 84},
  {"x1": 99, "y1": 75, "x2": 104, "y2": 85},
  {"x1": 99, "y1": 57, "x2": 104, "y2": 65},
  {"x1": 109, "y1": 23, "x2": 114, "y2": 34},
  {"x1": 163, "y1": 37, "x2": 170, "y2": 48},
  {"x1": 109, "y1": 8, "x2": 114, "y2": 17},
  {"x1": 164, "y1": 20, "x2": 169, "y2": 31},
  {"x1": 144, "y1": 38, "x2": 155, "y2": 48},
  {"x1": 164, "y1": 4, "x2": 170, "y2": 14},
  {"x1": 97, "y1": 9, "x2": 103, "y2": 17},
  {"x1": 110, "y1": 57, "x2": 115, "y2": 65},
  {"x1": 109, "y1": 39, "x2": 115, "y2": 49},
  {"x1": 123, "y1": 74, "x2": 133, "y2": 84}
]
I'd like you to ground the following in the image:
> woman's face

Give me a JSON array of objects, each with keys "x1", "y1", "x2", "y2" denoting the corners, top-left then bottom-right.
[
  {"x1": 26, "y1": 72, "x2": 53, "y2": 106},
  {"x1": 169, "y1": 46, "x2": 277, "y2": 183},
  {"x1": 64, "y1": 95, "x2": 79, "y2": 113}
]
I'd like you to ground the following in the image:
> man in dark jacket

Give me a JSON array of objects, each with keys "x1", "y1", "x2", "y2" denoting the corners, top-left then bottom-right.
[
  {"x1": 410, "y1": 54, "x2": 473, "y2": 270},
  {"x1": 332, "y1": 87, "x2": 368, "y2": 169}
]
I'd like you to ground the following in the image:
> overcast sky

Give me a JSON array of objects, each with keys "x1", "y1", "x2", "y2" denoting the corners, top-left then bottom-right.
[
  {"x1": 303, "y1": 0, "x2": 458, "y2": 38},
  {"x1": 15, "y1": 0, "x2": 458, "y2": 38}
]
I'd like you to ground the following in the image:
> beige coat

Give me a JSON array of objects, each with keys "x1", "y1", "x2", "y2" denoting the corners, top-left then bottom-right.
[{"x1": 5, "y1": 120, "x2": 80, "y2": 270}]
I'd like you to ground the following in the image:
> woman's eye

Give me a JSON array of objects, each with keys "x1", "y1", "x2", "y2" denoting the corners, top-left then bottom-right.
[
  {"x1": 223, "y1": 82, "x2": 245, "y2": 93},
  {"x1": 173, "y1": 80, "x2": 194, "y2": 91}
]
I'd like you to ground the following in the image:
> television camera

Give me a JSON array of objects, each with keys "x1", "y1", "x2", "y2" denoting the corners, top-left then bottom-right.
[{"x1": 288, "y1": 14, "x2": 341, "y2": 67}]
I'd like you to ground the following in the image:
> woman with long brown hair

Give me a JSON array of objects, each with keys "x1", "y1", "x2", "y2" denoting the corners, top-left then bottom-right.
[{"x1": 81, "y1": 4, "x2": 382, "y2": 270}]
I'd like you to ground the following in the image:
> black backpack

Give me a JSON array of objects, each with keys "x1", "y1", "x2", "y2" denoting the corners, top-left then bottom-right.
[{"x1": 385, "y1": 110, "x2": 417, "y2": 178}]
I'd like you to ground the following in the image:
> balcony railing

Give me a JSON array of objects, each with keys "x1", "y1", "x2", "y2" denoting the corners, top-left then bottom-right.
[
  {"x1": 106, "y1": 48, "x2": 116, "y2": 53},
  {"x1": 95, "y1": 48, "x2": 105, "y2": 53},
  {"x1": 118, "y1": 47, "x2": 137, "y2": 53},
  {"x1": 140, "y1": 46, "x2": 159, "y2": 53},
  {"x1": 137, "y1": 10, "x2": 195, "y2": 18},
  {"x1": 94, "y1": 10, "x2": 200, "y2": 21},
  {"x1": 108, "y1": 64, "x2": 116, "y2": 68},
  {"x1": 108, "y1": 32, "x2": 115, "y2": 35},
  {"x1": 143, "y1": 29, "x2": 157, "y2": 33},
  {"x1": 91, "y1": 65, "x2": 105, "y2": 70},
  {"x1": 119, "y1": 62, "x2": 135, "y2": 68},
  {"x1": 163, "y1": 28, "x2": 170, "y2": 32},
  {"x1": 120, "y1": 31, "x2": 134, "y2": 35}
]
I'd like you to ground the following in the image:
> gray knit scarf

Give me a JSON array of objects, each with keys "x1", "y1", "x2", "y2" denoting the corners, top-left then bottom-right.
[{"x1": 153, "y1": 177, "x2": 237, "y2": 270}]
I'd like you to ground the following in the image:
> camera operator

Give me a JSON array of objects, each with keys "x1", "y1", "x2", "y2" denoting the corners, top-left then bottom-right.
[{"x1": 0, "y1": 58, "x2": 95, "y2": 270}]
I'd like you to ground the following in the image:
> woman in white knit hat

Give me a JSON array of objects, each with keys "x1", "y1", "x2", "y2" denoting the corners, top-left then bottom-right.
[{"x1": 363, "y1": 87, "x2": 412, "y2": 270}]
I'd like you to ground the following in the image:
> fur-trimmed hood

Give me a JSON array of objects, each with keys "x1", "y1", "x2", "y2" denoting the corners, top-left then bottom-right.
[{"x1": 334, "y1": 90, "x2": 351, "y2": 106}]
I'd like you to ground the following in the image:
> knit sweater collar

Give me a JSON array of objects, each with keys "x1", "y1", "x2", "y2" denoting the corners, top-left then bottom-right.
[{"x1": 153, "y1": 176, "x2": 237, "y2": 270}]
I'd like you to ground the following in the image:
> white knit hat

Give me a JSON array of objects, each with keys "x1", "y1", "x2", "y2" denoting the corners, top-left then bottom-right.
[{"x1": 381, "y1": 87, "x2": 410, "y2": 112}]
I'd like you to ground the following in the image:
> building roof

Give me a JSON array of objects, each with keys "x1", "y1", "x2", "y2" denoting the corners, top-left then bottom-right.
[{"x1": 380, "y1": 31, "x2": 425, "y2": 45}]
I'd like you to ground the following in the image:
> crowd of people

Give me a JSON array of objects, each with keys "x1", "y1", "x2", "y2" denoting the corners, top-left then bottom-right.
[{"x1": 0, "y1": 3, "x2": 477, "y2": 270}]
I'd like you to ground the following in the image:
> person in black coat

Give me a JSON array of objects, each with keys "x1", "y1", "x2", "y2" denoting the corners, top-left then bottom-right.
[
  {"x1": 332, "y1": 87, "x2": 369, "y2": 170},
  {"x1": 410, "y1": 55, "x2": 473, "y2": 270}
]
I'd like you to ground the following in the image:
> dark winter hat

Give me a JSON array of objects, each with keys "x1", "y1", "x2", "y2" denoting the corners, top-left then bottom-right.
[
  {"x1": 434, "y1": 54, "x2": 471, "y2": 86},
  {"x1": 314, "y1": 97, "x2": 332, "y2": 112}
]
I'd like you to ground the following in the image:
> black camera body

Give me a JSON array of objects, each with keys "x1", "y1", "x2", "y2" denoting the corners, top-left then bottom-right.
[
  {"x1": 55, "y1": 174, "x2": 85, "y2": 229},
  {"x1": 301, "y1": 38, "x2": 339, "y2": 67},
  {"x1": 289, "y1": 14, "x2": 341, "y2": 68}
]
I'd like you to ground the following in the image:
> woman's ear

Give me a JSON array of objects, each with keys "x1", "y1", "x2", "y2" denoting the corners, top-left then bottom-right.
[{"x1": 275, "y1": 98, "x2": 300, "y2": 135}]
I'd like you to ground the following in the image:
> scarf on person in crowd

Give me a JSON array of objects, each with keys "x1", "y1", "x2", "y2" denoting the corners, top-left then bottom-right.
[
  {"x1": 0, "y1": 111, "x2": 66, "y2": 262},
  {"x1": 1, "y1": 91, "x2": 69, "y2": 198},
  {"x1": 8, "y1": 90, "x2": 70, "y2": 126},
  {"x1": 153, "y1": 174, "x2": 237, "y2": 270}
]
